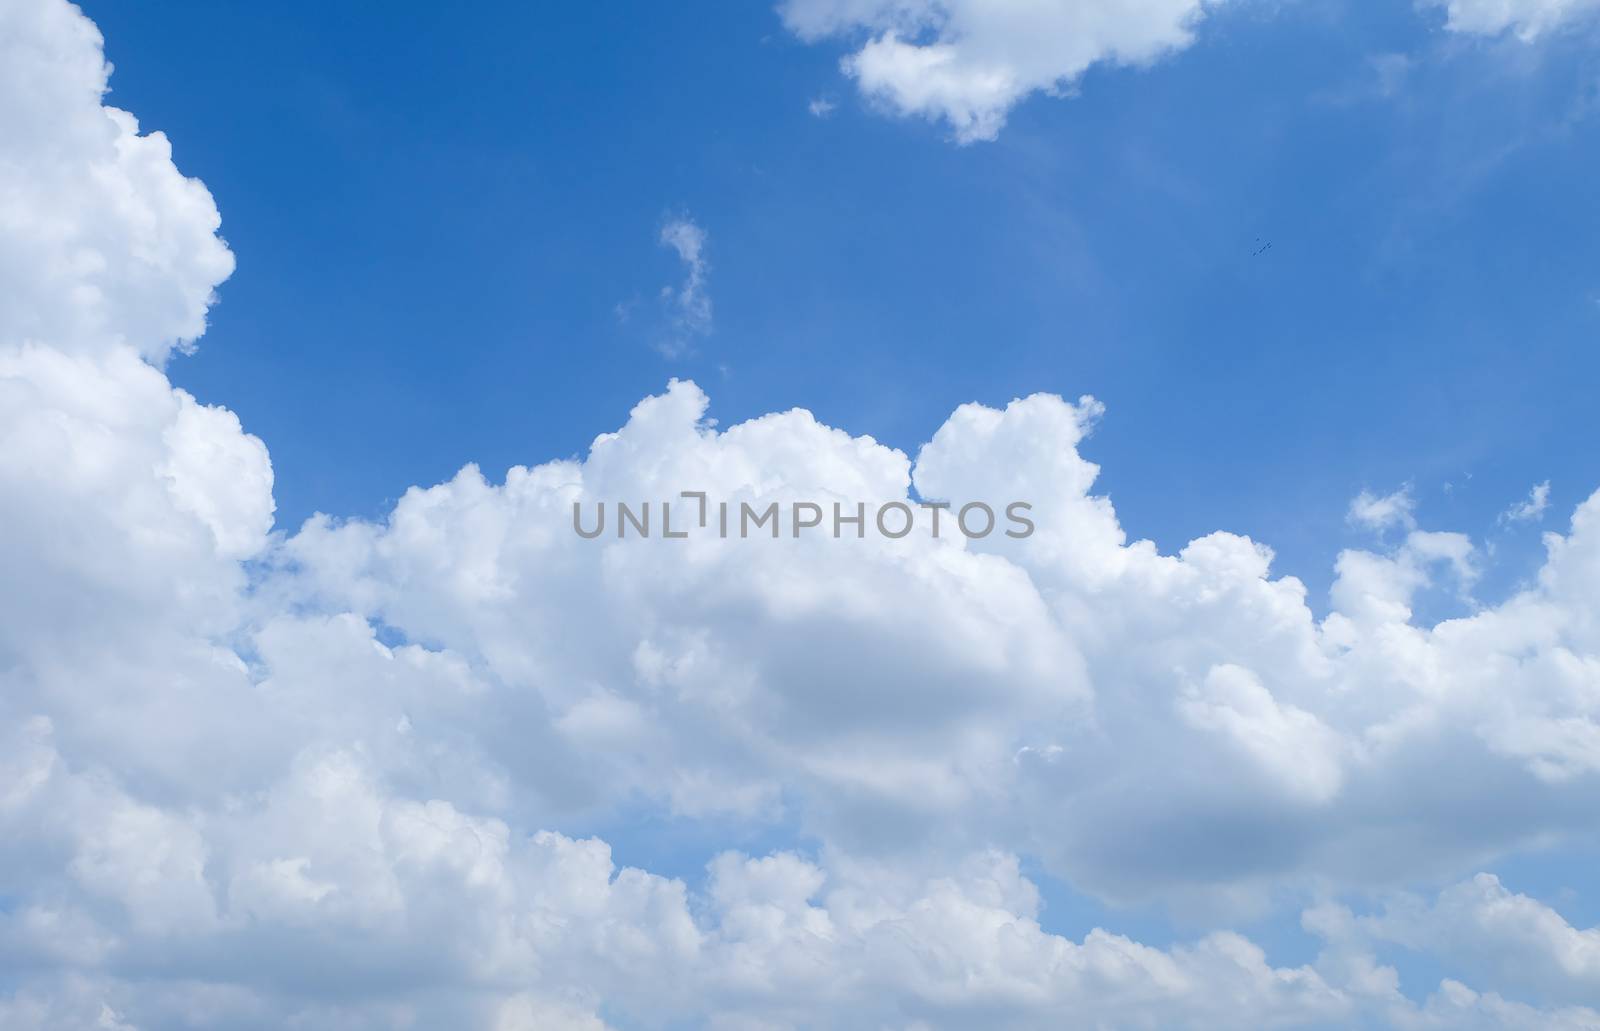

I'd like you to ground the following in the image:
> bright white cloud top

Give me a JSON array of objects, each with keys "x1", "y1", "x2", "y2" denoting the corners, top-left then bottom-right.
[{"x1": 4, "y1": 1, "x2": 1600, "y2": 1028}]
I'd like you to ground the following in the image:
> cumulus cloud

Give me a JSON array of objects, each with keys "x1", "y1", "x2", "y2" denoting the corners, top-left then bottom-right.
[
  {"x1": 10, "y1": 0, "x2": 1600, "y2": 1027},
  {"x1": 0, "y1": 0, "x2": 234, "y2": 362},
  {"x1": 777, "y1": 0, "x2": 1600, "y2": 142},
  {"x1": 1308, "y1": 873, "x2": 1600, "y2": 1008},
  {"x1": 777, "y1": 0, "x2": 1218, "y2": 142}
]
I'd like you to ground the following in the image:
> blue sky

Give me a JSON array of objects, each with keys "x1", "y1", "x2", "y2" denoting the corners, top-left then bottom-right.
[
  {"x1": 7, "y1": 0, "x2": 1600, "y2": 1026},
  {"x1": 84, "y1": 0, "x2": 1600, "y2": 605},
  {"x1": 89, "y1": 0, "x2": 1597, "y2": 973}
]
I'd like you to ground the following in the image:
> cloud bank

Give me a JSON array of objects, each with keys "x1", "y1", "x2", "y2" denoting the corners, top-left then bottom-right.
[{"x1": 6, "y1": 1, "x2": 1600, "y2": 1028}]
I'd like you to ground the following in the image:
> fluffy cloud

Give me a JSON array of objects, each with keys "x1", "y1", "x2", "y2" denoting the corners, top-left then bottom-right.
[
  {"x1": 777, "y1": 0, "x2": 1217, "y2": 142},
  {"x1": 1309, "y1": 874, "x2": 1600, "y2": 1008},
  {"x1": 777, "y1": 0, "x2": 1600, "y2": 143},
  {"x1": 0, "y1": 0, "x2": 234, "y2": 362},
  {"x1": 9, "y1": 1, "x2": 1600, "y2": 1028}
]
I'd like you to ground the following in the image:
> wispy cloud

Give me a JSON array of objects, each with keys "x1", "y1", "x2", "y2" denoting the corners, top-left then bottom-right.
[
  {"x1": 1348, "y1": 485, "x2": 1416, "y2": 532},
  {"x1": 1501, "y1": 480, "x2": 1551, "y2": 524},
  {"x1": 1427, "y1": 0, "x2": 1600, "y2": 39},
  {"x1": 657, "y1": 215, "x2": 712, "y2": 356}
]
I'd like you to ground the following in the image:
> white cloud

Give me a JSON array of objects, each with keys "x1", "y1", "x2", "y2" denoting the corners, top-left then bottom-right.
[
  {"x1": 1349, "y1": 486, "x2": 1417, "y2": 533},
  {"x1": 777, "y1": 0, "x2": 1218, "y2": 142},
  {"x1": 10, "y1": 0, "x2": 1600, "y2": 1026},
  {"x1": 1427, "y1": 0, "x2": 1600, "y2": 40},
  {"x1": 657, "y1": 216, "x2": 712, "y2": 356},
  {"x1": 1502, "y1": 481, "x2": 1552, "y2": 524},
  {"x1": 777, "y1": 0, "x2": 1600, "y2": 142},
  {"x1": 1309, "y1": 873, "x2": 1600, "y2": 1009},
  {"x1": 0, "y1": 0, "x2": 234, "y2": 363},
  {"x1": 808, "y1": 95, "x2": 837, "y2": 117},
  {"x1": 1178, "y1": 663, "x2": 1347, "y2": 804}
]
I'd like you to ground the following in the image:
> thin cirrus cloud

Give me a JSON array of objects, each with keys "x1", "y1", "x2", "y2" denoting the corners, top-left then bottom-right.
[
  {"x1": 656, "y1": 215, "x2": 712, "y2": 356},
  {"x1": 8, "y1": 0, "x2": 1600, "y2": 1027}
]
